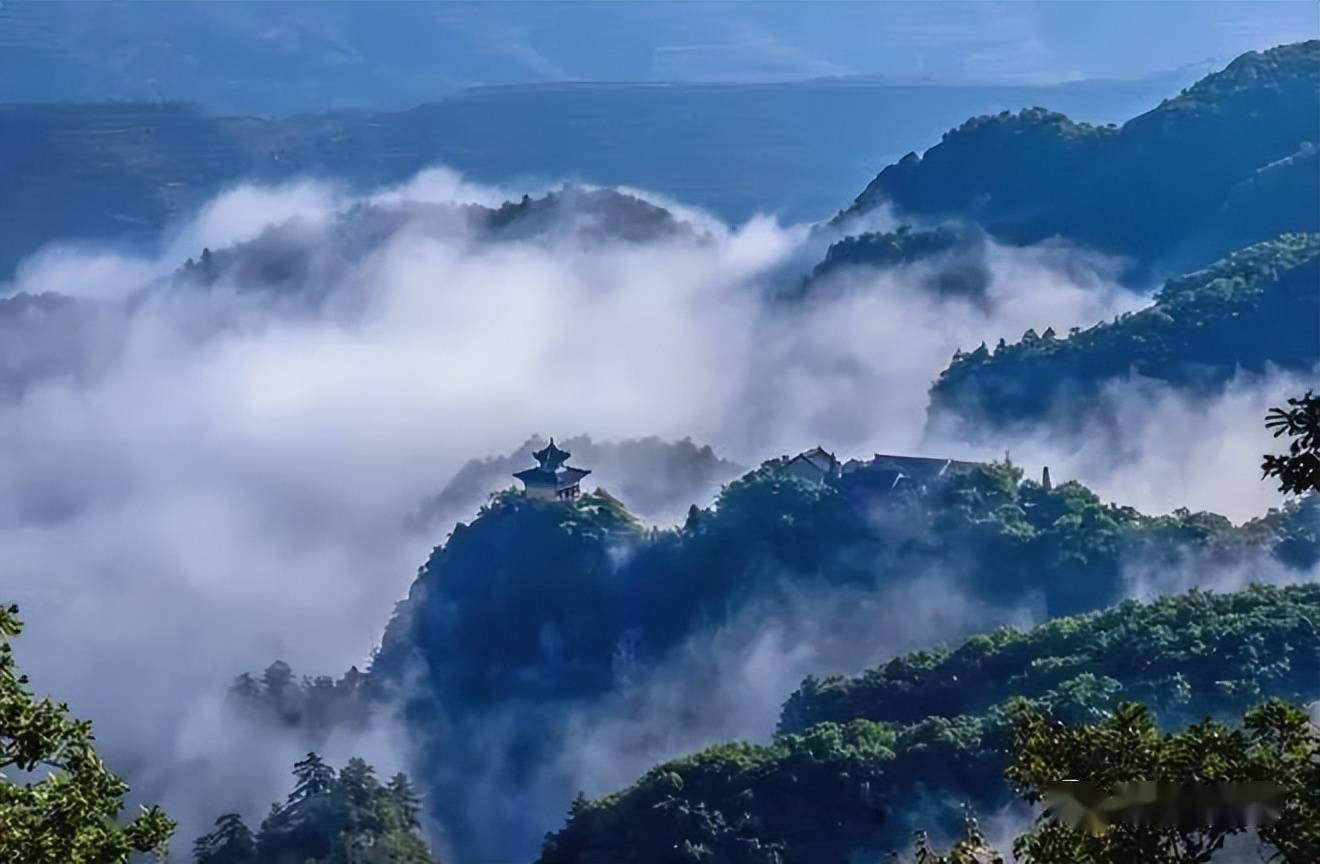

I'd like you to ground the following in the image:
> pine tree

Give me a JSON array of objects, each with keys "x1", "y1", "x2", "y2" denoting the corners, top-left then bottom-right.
[
  {"x1": 193, "y1": 813, "x2": 255, "y2": 864},
  {"x1": 337, "y1": 758, "x2": 382, "y2": 835},
  {"x1": 290, "y1": 752, "x2": 337, "y2": 802},
  {"x1": 386, "y1": 773, "x2": 423, "y2": 830}
]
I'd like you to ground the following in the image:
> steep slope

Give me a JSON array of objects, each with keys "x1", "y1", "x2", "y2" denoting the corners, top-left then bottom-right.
[
  {"x1": 342, "y1": 455, "x2": 1317, "y2": 860},
  {"x1": 842, "y1": 41, "x2": 1320, "y2": 270},
  {"x1": 927, "y1": 233, "x2": 1320, "y2": 435},
  {"x1": 537, "y1": 583, "x2": 1320, "y2": 864}
]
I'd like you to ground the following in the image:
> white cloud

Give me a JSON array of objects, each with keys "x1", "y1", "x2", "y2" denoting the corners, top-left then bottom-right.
[{"x1": 0, "y1": 165, "x2": 1306, "y2": 853}]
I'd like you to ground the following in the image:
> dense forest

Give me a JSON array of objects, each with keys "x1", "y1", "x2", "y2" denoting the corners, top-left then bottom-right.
[
  {"x1": 927, "y1": 233, "x2": 1320, "y2": 434},
  {"x1": 841, "y1": 40, "x2": 1320, "y2": 272},
  {"x1": 527, "y1": 412, "x2": 1320, "y2": 863},
  {"x1": 192, "y1": 754, "x2": 435, "y2": 864},
  {"x1": 227, "y1": 448, "x2": 1316, "y2": 858},
  {"x1": 538, "y1": 584, "x2": 1320, "y2": 863}
]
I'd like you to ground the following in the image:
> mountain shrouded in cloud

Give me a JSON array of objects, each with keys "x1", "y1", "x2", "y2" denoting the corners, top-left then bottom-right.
[
  {"x1": 0, "y1": 76, "x2": 1189, "y2": 280},
  {"x1": 343, "y1": 458, "x2": 1316, "y2": 860},
  {"x1": 2, "y1": 39, "x2": 1317, "y2": 864},
  {"x1": 841, "y1": 41, "x2": 1320, "y2": 274},
  {"x1": 927, "y1": 233, "x2": 1320, "y2": 439},
  {"x1": 536, "y1": 583, "x2": 1320, "y2": 863}
]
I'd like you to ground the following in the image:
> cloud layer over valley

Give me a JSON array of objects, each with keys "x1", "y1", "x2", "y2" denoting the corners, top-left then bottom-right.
[{"x1": 1, "y1": 167, "x2": 1311, "y2": 853}]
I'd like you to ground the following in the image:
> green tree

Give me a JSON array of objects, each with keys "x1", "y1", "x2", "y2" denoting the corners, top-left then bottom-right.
[
  {"x1": 336, "y1": 757, "x2": 384, "y2": 837},
  {"x1": 386, "y1": 773, "x2": 422, "y2": 831},
  {"x1": 1005, "y1": 700, "x2": 1316, "y2": 863},
  {"x1": 909, "y1": 700, "x2": 1318, "y2": 864},
  {"x1": 0, "y1": 603, "x2": 174, "y2": 863},
  {"x1": 291, "y1": 752, "x2": 337, "y2": 801},
  {"x1": 1263, "y1": 390, "x2": 1320, "y2": 494},
  {"x1": 193, "y1": 813, "x2": 256, "y2": 864},
  {"x1": 245, "y1": 754, "x2": 437, "y2": 864}
]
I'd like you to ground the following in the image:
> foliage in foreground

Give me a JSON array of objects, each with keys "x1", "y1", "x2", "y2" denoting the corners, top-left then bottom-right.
[
  {"x1": 1263, "y1": 390, "x2": 1320, "y2": 496},
  {"x1": 0, "y1": 603, "x2": 174, "y2": 864},
  {"x1": 193, "y1": 752, "x2": 435, "y2": 864},
  {"x1": 913, "y1": 699, "x2": 1319, "y2": 864}
]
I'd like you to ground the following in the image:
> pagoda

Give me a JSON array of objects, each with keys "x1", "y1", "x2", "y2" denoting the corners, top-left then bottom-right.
[{"x1": 513, "y1": 438, "x2": 591, "y2": 502}]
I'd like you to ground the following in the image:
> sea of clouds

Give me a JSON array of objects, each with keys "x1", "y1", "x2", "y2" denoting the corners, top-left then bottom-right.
[{"x1": 1, "y1": 166, "x2": 1312, "y2": 857}]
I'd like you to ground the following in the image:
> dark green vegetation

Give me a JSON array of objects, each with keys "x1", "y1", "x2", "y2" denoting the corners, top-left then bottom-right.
[
  {"x1": 192, "y1": 753, "x2": 435, "y2": 864},
  {"x1": 1001, "y1": 699, "x2": 1318, "y2": 864},
  {"x1": 234, "y1": 452, "x2": 1317, "y2": 858},
  {"x1": 0, "y1": 604, "x2": 174, "y2": 863},
  {"x1": 1264, "y1": 391, "x2": 1320, "y2": 496},
  {"x1": 915, "y1": 699, "x2": 1318, "y2": 864},
  {"x1": 383, "y1": 460, "x2": 1316, "y2": 709},
  {"x1": 810, "y1": 226, "x2": 963, "y2": 280},
  {"x1": 538, "y1": 585, "x2": 1320, "y2": 863},
  {"x1": 928, "y1": 234, "x2": 1320, "y2": 435},
  {"x1": 779, "y1": 583, "x2": 1319, "y2": 733},
  {"x1": 0, "y1": 57, "x2": 1237, "y2": 277},
  {"x1": 792, "y1": 226, "x2": 991, "y2": 303},
  {"x1": 843, "y1": 41, "x2": 1320, "y2": 271}
]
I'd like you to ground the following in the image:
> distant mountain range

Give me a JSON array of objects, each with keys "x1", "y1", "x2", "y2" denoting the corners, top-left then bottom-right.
[
  {"x1": 5, "y1": 43, "x2": 1314, "y2": 283},
  {"x1": 0, "y1": 76, "x2": 1194, "y2": 279}
]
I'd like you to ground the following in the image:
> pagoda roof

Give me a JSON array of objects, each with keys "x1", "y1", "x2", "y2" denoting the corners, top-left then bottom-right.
[
  {"x1": 555, "y1": 466, "x2": 591, "y2": 490},
  {"x1": 514, "y1": 464, "x2": 592, "y2": 491},
  {"x1": 532, "y1": 438, "x2": 572, "y2": 467}
]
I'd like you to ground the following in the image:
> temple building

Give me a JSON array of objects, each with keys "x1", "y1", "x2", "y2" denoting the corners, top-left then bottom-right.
[
  {"x1": 783, "y1": 446, "x2": 842, "y2": 486},
  {"x1": 781, "y1": 446, "x2": 978, "y2": 494},
  {"x1": 514, "y1": 438, "x2": 592, "y2": 502}
]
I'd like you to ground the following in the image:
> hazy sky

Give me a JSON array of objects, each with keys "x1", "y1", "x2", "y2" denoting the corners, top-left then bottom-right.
[{"x1": 2, "y1": 0, "x2": 1316, "y2": 110}]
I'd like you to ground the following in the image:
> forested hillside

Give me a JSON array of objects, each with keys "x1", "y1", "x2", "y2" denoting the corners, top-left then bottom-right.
[
  {"x1": 538, "y1": 584, "x2": 1320, "y2": 863},
  {"x1": 232, "y1": 451, "x2": 1317, "y2": 859},
  {"x1": 928, "y1": 233, "x2": 1320, "y2": 434},
  {"x1": 375, "y1": 461, "x2": 1315, "y2": 713},
  {"x1": 842, "y1": 41, "x2": 1320, "y2": 271}
]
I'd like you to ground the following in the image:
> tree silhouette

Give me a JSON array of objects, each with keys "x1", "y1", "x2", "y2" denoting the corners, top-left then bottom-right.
[
  {"x1": 193, "y1": 813, "x2": 256, "y2": 864},
  {"x1": 1263, "y1": 390, "x2": 1320, "y2": 494}
]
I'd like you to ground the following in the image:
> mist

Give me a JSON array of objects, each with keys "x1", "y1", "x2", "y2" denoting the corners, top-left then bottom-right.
[{"x1": 0, "y1": 166, "x2": 1309, "y2": 855}]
